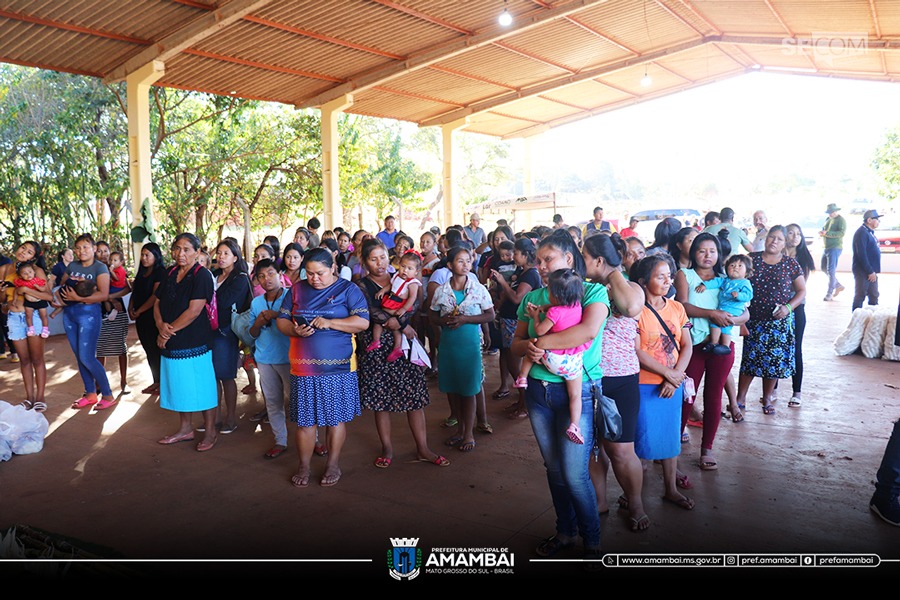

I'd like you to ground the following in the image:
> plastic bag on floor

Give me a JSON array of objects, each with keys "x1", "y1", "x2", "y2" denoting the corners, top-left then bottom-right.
[
  {"x1": 0, "y1": 401, "x2": 49, "y2": 456},
  {"x1": 0, "y1": 438, "x2": 11, "y2": 462},
  {"x1": 833, "y1": 307, "x2": 873, "y2": 355},
  {"x1": 861, "y1": 309, "x2": 890, "y2": 358}
]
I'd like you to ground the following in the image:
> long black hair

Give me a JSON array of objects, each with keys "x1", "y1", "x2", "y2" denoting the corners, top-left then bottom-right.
[
  {"x1": 538, "y1": 229, "x2": 586, "y2": 278},
  {"x1": 786, "y1": 223, "x2": 815, "y2": 279},
  {"x1": 583, "y1": 231, "x2": 625, "y2": 268},
  {"x1": 136, "y1": 242, "x2": 165, "y2": 280},
  {"x1": 687, "y1": 232, "x2": 725, "y2": 276},
  {"x1": 648, "y1": 217, "x2": 682, "y2": 252}
]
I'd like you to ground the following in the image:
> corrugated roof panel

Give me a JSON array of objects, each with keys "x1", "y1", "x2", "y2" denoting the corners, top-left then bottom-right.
[
  {"x1": 655, "y1": 44, "x2": 747, "y2": 82},
  {"x1": 596, "y1": 62, "x2": 689, "y2": 97},
  {"x1": 812, "y1": 48, "x2": 891, "y2": 77},
  {"x1": 352, "y1": 88, "x2": 451, "y2": 123},
  {"x1": 578, "y1": 0, "x2": 703, "y2": 55},
  {"x1": 193, "y1": 20, "x2": 388, "y2": 81},
  {"x1": 492, "y1": 95, "x2": 583, "y2": 123},
  {"x1": 773, "y1": 0, "x2": 877, "y2": 36},
  {"x1": 544, "y1": 78, "x2": 637, "y2": 107},
  {"x1": 382, "y1": 68, "x2": 508, "y2": 105},
  {"x1": 689, "y1": 1, "x2": 788, "y2": 35},
  {"x1": 161, "y1": 53, "x2": 327, "y2": 104},
  {"x1": 437, "y1": 44, "x2": 571, "y2": 89},
  {"x1": 0, "y1": 20, "x2": 134, "y2": 76},
  {"x1": 465, "y1": 110, "x2": 539, "y2": 138},
  {"x1": 257, "y1": 0, "x2": 462, "y2": 58},
  {"x1": 873, "y1": 0, "x2": 900, "y2": 33},
  {"x1": 499, "y1": 17, "x2": 634, "y2": 73}
]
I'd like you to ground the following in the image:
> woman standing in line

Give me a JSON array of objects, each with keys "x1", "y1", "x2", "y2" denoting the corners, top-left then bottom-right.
[
  {"x1": 129, "y1": 243, "x2": 166, "y2": 395},
  {"x1": 155, "y1": 233, "x2": 218, "y2": 451},
  {"x1": 783, "y1": 223, "x2": 815, "y2": 408}
]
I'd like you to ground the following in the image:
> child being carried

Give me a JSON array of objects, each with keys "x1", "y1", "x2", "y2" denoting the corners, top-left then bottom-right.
[
  {"x1": 695, "y1": 254, "x2": 754, "y2": 355},
  {"x1": 368, "y1": 250, "x2": 422, "y2": 362},
  {"x1": 13, "y1": 263, "x2": 50, "y2": 338},
  {"x1": 514, "y1": 268, "x2": 590, "y2": 444}
]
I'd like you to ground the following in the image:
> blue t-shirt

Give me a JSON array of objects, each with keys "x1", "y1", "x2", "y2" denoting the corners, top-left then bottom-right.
[{"x1": 249, "y1": 288, "x2": 290, "y2": 365}]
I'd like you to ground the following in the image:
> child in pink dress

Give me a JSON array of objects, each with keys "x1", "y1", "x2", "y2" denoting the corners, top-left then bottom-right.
[
  {"x1": 13, "y1": 263, "x2": 50, "y2": 338},
  {"x1": 514, "y1": 268, "x2": 591, "y2": 444}
]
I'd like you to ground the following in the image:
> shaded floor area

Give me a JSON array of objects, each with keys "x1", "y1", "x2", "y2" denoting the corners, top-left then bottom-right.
[{"x1": 1, "y1": 272, "x2": 898, "y2": 581}]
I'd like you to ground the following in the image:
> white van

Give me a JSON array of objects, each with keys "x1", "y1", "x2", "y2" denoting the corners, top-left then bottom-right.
[{"x1": 629, "y1": 208, "x2": 702, "y2": 246}]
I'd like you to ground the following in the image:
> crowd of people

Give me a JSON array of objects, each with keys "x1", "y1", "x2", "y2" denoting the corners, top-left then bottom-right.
[{"x1": 1, "y1": 201, "x2": 897, "y2": 556}]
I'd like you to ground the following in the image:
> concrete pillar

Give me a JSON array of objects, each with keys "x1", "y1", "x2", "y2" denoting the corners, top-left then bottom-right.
[
  {"x1": 320, "y1": 95, "x2": 353, "y2": 230},
  {"x1": 441, "y1": 118, "x2": 468, "y2": 228},
  {"x1": 126, "y1": 61, "x2": 165, "y2": 259}
]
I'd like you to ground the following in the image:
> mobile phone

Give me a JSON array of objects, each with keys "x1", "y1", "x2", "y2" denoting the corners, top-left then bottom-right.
[{"x1": 293, "y1": 314, "x2": 309, "y2": 327}]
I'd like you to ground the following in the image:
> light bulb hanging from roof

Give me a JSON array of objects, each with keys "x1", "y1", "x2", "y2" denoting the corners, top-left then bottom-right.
[
  {"x1": 640, "y1": 65, "x2": 652, "y2": 87},
  {"x1": 498, "y1": 1, "x2": 512, "y2": 26}
]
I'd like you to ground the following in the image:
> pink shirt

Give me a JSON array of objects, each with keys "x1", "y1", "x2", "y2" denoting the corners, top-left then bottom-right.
[{"x1": 545, "y1": 303, "x2": 591, "y2": 355}]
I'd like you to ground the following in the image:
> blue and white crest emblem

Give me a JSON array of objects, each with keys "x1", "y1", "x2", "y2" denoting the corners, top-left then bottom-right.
[{"x1": 388, "y1": 537, "x2": 421, "y2": 580}]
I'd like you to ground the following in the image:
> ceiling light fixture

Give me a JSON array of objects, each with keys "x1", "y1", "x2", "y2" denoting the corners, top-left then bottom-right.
[
  {"x1": 498, "y1": 1, "x2": 512, "y2": 26},
  {"x1": 640, "y1": 66, "x2": 652, "y2": 87}
]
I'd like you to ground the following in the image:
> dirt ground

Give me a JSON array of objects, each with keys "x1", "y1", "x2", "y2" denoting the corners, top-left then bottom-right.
[{"x1": 1, "y1": 271, "x2": 898, "y2": 582}]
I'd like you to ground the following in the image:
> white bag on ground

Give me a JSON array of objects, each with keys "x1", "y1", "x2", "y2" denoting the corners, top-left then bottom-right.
[
  {"x1": 882, "y1": 315, "x2": 900, "y2": 362},
  {"x1": 861, "y1": 309, "x2": 891, "y2": 358},
  {"x1": 0, "y1": 401, "x2": 49, "y2": 456},
  {"x1": 833, "y1": 307, "x2": 873, "y2": 356}
]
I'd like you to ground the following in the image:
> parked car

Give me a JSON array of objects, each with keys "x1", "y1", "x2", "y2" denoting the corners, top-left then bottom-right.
[
  {"x1": 629, "y1": 208, "x2": 702, "y2": 246},
  {"x1": 876, "y1": 215, "x2": 900, "y2": 253}
]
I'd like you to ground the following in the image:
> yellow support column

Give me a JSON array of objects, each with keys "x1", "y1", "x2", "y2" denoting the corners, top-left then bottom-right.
[
  {"x1": 126, "y1": 61, "x2": 165, "y2": 260},
  {"x1": 441, "y1": 118, "x2": 468, "y2": 228},
  {"x1": 320, "y1": 95, "x2": 353, "y2": 231}
]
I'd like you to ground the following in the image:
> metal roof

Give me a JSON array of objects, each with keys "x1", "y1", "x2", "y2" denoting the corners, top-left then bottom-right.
[{"x1": 2, "y1": 0, "x2": 899, "y2": 138}]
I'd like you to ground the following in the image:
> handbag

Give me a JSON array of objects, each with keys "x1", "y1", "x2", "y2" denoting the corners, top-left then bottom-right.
[{"x1": 584, "y1": 367, "x2": 622, "y2": 444}]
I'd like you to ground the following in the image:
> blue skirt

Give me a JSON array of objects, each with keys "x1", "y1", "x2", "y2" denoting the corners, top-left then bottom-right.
[
  {"x1": 290, "y1": 371, "x2": 361, "y2": 427},
  {"x1": 160, "y1": 349, "x2": 217, "y2": 412},
  {"x1": 634, "y1": 383, "x2": 683, "y2": 461},
  {"x1": 211, "y1": 329, "x2": 240, "y2": 380}
]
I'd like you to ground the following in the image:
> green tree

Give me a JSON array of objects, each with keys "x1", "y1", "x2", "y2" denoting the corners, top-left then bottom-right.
[{"x1": 873, "y1": 125, "x2": 900, "y2": 202}]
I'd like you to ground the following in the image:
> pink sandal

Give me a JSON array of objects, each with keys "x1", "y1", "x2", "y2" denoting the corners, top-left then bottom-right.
[
  {"x1": 566, "y1": 423, "x2": 584, "y2": 444},
  {"x1": 95, "y1": 398, "x2": 117, "y2": 410},
  {"x1": 386, "y1": 347, "x2": 404, "y2": 362},
  {"x1": 71, "y1": 396, "x2": 97, "y2": 409}
]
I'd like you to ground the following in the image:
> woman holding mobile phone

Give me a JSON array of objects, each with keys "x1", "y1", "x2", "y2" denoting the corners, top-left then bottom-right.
[{"x1": 276, "y1": 248, "x2": 369, "y2": 488}]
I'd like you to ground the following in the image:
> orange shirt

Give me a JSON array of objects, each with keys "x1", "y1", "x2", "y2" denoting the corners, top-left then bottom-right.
[{"x1": 637, "y1": 298, "x2": 688, "y2": 385}]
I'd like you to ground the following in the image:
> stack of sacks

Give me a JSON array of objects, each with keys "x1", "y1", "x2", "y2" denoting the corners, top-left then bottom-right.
[
  {"x1": 861, "y1": 309, "x2": 894, "y2": 359},
  {"x1": 883, "y1": 313, "x2": 900, "y2": 362},
  {"x1": 0, "y1": 401, "x2": 49, "y2": 461},
  {"x1": 834, "y1": 307, "x2": 874, "y2": 356}
]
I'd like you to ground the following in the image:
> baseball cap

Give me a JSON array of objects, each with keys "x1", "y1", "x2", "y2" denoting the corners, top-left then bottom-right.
[{"x1": 863, "y1": 209, "x2": 883, "y2": 220}]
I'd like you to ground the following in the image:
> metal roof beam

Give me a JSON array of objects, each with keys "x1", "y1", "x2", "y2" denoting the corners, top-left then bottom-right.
[
  {"x1": 297, "y1": 0, "x2": 611, "y2": 109},
  {"x1": 103, "y1": 0, "x2": 274, "y2": 82}
]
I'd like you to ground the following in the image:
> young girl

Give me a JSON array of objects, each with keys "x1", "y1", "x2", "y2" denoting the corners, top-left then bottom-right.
[
  {"x1": 696, "y1": 254, "x2": 754, "y2": 355},
  {"x1": 13, "y1": 262, "x2": 50, "y2": 338},
  {"x1": 368, "y1": 250, "x2": 422, "y2": 362},
  {"x1": 103, "y1": 251, "x2": 128, "y2": 320},
  {"x1": 430, "y1": 245, "x2": 495, "y2": 452},
  {"x1": 634, "y1": 254, "x2": 694, "y2": 510},
  {"x1": 513, "y1": 268, "x2": 590, "y2": 444}
]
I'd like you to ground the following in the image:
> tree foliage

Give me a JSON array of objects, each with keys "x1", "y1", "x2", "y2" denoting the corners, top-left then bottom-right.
[{"x1": 873, "y1": 125, "x2": 900, "y2": 202}]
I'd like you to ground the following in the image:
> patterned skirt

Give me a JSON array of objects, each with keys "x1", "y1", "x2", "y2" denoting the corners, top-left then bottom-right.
[
  {"x1": 96, "y1": 308, "x2": 128, "y2": 357},
  {"x1": 289, "y1": 370, "x2": 361, "y2": 427},
  {"x1": 357, "y1": 329, "x2": 429, "y2": 413},
  {"x1": 739, "y1": 316, "x2": 795, "y2": 379}
]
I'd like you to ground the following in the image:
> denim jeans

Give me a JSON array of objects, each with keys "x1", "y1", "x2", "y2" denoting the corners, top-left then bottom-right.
[
  {"x1": 823, "y1": 248, "x2": 842, "y2": 295},
  {"x1": 525, "y1": 377, "x2": 600, "y2": 547},
  {"x1": 63, "y1": 303, "x2": 112, "y2": 396}
]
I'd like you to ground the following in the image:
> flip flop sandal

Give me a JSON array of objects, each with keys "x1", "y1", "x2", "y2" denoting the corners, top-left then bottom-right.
[
  {"x1": 763, "y1": 404, "x2": 776, "y2": 415},
  {"x1": 676, "y1": 473, "x2": 693, "y2": 490},
  {"x1": 95, "y1": 398, "x2": 117, "y2": 410},
  {"x1": 491, "y1": 389, "x2": 510, "y2": 399},
  {"x1": 419, "y1": 455, "x2": 451, "y2": 467},
  {"x1": 458, "y1": 440, "x2": 476, "y2": 452},
  {"x1": 681, "y1": 431, "x2": 690, "y2": 443},
  {"x1": 476, "y1": 423, "x2": 494, "y2": 434},
  {"x1": 445, "y1": 436, "x2": 464, "y2": 447},
  {"x1": 374, "y1": 456, "x2": 392, "y2": 468},
  {"x1": 440, "y1": 417, "x2": 459, "y2": 428},
  {"x1": 264, "y1": 445, "x2": 287, "y2": 459},
  {"x1": 662, "y1": 495, "x2": 695, "y2": 510},
  {"x1": 630, "y1": 514, "x2": 651, "y2": 532},
  {"x1": 699, "y1": 457, "x2": 718, "y2": 471},
  {"x1": 535, "y1": 535, "x2": 574, "y2": 558},
  {"x1": 788, "y1": 397, "x2": 802, "y2": 407}
]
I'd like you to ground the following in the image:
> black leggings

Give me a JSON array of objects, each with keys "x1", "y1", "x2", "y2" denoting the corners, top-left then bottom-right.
[
  {"x1": 135, "y1": 314, "x2": 161, "y2": 385},
  {"x1": 792, "y1": 303, "x2": 806, "y2": 395}
]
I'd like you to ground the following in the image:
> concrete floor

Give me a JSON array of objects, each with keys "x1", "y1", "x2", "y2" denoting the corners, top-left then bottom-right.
[{"x1": 1, "y1": 272, "x2": 898, "y2": 582}]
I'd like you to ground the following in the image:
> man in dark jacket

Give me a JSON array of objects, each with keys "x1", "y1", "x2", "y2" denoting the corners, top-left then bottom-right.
[{"x1": 851, "y1": 210, "x2": 881, "y2": 311}]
